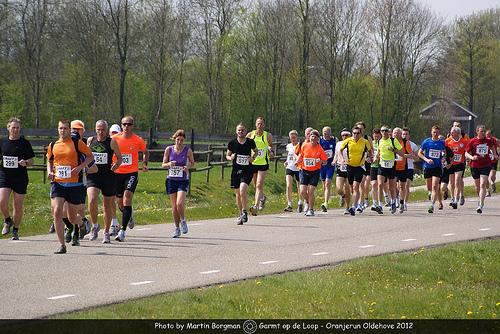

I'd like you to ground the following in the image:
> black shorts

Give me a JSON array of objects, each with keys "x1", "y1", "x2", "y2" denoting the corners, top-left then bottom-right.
[
  {"x1": 424, "y1": 167, "x2": 442, "y2": 179},
  {"x1": 115, "y1": 172, "x2": 139, "y2": 197},
  {"x1": 0, "y1": 175, "x2": 28, "y2": 194},
  {"x1": 347, "y1": 165, "x2": 365, "y2": 185},
  {"x1": 50, "y1": 182, "x2": 82, "y2": 205},
  {"x1": 450, "y1": 163, "x2": 465, "y2": 174},
  {"x1": 252, "y1": 164, "x2": 269, "y2": 173},
  {"x1": 492, "y1": 162, "x2": 498, "y2": 171},
  {"x1": 378, "y1": 166, "x2": 395, "y2": 180},
  {"x1": 441, "y1": 167, "x2": 450, "y2": 184},
  {"x1": 395, "y1": 169, "x2": 408, "y2": 182},
  {"x1": 407, "y1": 169, "x2": 414, "y2": 181},
  {"x1": 370, "y1": 167, "x2": 379, "y2": 181},
  {"x1": 286, "y1": 169, "x2": 300, "y2": 182},
  {"x1": 336, "y1": 166, "x2": 348, "y2": 178},
  {"x1": 299, "y1": 169, "x2": 320, "y2": 187},
  {"x1": 231, "y1": 168, "x2": 253, "y2": 189},
  {"x1": 86, "y1": 172, "x2": 116, "y2": 197},
  {"x1": 471, "y1": 166, "x2": 491, "y2": 180},
  {"x1": 364, "y1": 162, "x2": 371, "y2": 176},
  {"x1": 77, "y1": 185, "x2": 87, "y2": 204}
]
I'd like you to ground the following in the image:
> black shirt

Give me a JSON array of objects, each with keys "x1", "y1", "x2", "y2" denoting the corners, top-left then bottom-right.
[
  {"x1": 228, "y1": 138, "x2": 256, "y2": 170},
  {"x1": 89, "y1": 137, "x2": 114, "y2": 174},
  {"x1": 0, "y1": 136, "x2": 35, "y2": 178}
]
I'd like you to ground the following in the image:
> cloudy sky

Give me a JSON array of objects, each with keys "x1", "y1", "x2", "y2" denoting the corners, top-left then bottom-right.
[{"x1": 416, "y1": 0, "x2": 499, "y2": 22}]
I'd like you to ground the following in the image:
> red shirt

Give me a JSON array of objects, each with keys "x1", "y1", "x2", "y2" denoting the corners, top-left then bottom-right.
[
  {"x1": 487, "y1": 136, "x2": 498, "y2": 162},
  {"x1": 466, "y1": 137, "x2": 494, "y2": 168}
]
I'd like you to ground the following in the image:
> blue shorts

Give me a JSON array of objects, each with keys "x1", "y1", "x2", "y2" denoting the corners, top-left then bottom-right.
[
  {"x1": 320, "y1": 164, "x2": 335, "y2": 181},
  {"x1": 166, "y1": 178, "x2": 189, "y2": 195},
  {"x1": 50, "y1": 182, "x2": 83, "y2": 205}
]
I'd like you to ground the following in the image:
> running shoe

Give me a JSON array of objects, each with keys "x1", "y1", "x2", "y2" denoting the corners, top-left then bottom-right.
[
  {"x1": 89, "y1": 224, "x2": 100, "y2": 241},
  {"x1": 236, "y1": 216, "x2": 243, "y2": 225},
  {"x1": 459, "y1": 197, "x2": 465, "y2": 206},
  {"x1": 128, "y1": 216, "x2": 135, "y2": 229},
  {"x1": 476, "y1": 206, "x2": 483, "y2": 214},
  {"x1": 250, "y1": 205, "x2": 258, "y2": 216},
  {"x1": 348, "y1": 207, "x2": 355, "y2": 216},
  {"x1": 443, "y1": 190, "x2": 449, "y2": 200},
  {"x1": 49, "y1": 222, "x2": 55, "y2": 234},
  {"x1": 180, "y1": 220, "x2": 188, "y2": 234},
  {"x1": 65, "y1": 225, "x2": 73, "y2": 243},
  {"x1": 376, "y1": 206, "x2": 384, "y2": 214},
  {"x1": 283, "y1": 206, "x2": 293, "y2": 212},
  {"x1": 11, "y1": 229, "x2": 19, "y2": 240},
  {"x1": 305, "y1": 209, "x2": 315, "y2": 217},
  {"x1": 363, "y1": 199, "x2": 369, "y2": 208},
  {"x1": 399, "y1": 204, "x2": 404, "y2": 214},
  {"x1": 340, "y1": 196, "x2": 345, "y2": 207},
  {"x1": 258, "y1": 195, "x2": 267, "y2": 210},
  {"x1": 172, "y1": 227, "x2": 181, "y2": 238},
  {"x1": 438, "y1": 203, "x2": 443, "y2": 210},
  {"x1": 304, "y1": 204, "x2": 309, "y2": 213},
  {"x1": 297, "y1": 203, "x2": 304, "y2": 213},
  {"x1": 71, "y1": 231, "x2": 80, "y2": 246},
  {"x1": 110, "y1": 225, "x2": 118, "y2": 237},
  {"x1": 385, "y1": 202, "x2": 391, "y2": 208},
  {"x1": 427, "y1": 205, "x2": 434, "y2": 214},
  {"x1": 486, "y1": 190, "x2": 491, "y2": 197},
  {"x1": 102, "y1": 232, "x2": 111, "y2": 244},
  {"x1": 356, "y1": 205, "x2": 363, "y2": 213},
  {"x1": 54, "y1": 245, "x2": 67, "y2": 254},
  {"x1": 404, "y1": 203, "x2": 408, "y2": 211},
  {"x1": 451, "y1": 202, "x2": 458, "y2": 209},
  {"x1": 370, "y1": 205, "x2": 378, "y2": 212},
  {"x1": 2, "y1": 217, "x2": 12, "y2": 235},
  {"x1": 449, "y1": 201, "x2": 454, "y2": 207},
  {"x1": 391, "y1": 202, "x2": 396, "y2": 214},
  {"x1": 321, "y1": 204, "x2": 327, "y2": 213},
  {"x1": 242, "y1": 210, "x2": 248, "y2": 223},
  {"x1": 80, "y1": 217, "x2": 90, "y2": 240},
  {"x1": 115, "y1": 229, "x2": 126, "y2": 242}
]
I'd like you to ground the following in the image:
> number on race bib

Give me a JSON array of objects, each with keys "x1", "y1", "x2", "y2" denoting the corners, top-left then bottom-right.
[
  {"x1": 381, "y1": 159, "x2": 394, "y2": 168},
  {"x1": 2, "y1": 156, "x2": 18, "y2": 169},
  {"x1": 339, "y1": 164, "x2": 347, "y2": 172},
  {"x1": 93, "y1": 152, "x2": 108, "y2": 165},
  {"x1": 324, "y1": 149, "x2": 333, "y2": 159},
  {"x1": 304, "y1": 158, "x2": 316, "y2": 167},
  {"x1": 56, "y1": 165, "x2": 71, "y2": 179},
  {"x1": 476, "y1": 145, "x2": 488, "y2": 156},
  {"x1": 257, "y1": 149, "x2": 265, "y2": 158},
  {"x1": 122, "y1": 154, "x2": 132, "y2": 165},
  {"x1": 168, "y1": 166, "x2": 184, "y2": 178},
  {"x1": 287, "y1": 153, "x2": 294, "y2": 163},
  {"x1": 453, "y1": 154, "x2": 462, "y2": 162},
  {"x1": 236, "y1": 155, "x2": 249, "y2": 166},
  {"x1": 428, "y1": 149, "x2": 441, "y2": 159}
]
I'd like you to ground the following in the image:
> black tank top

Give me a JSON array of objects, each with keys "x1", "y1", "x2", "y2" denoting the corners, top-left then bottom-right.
[{"x1": 89, "y1": 137, "x2": 113, "y2": 174}]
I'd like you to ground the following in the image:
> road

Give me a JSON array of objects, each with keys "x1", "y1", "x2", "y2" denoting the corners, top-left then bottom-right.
[{"x1": 1, "y1": 194, "x2": 498, "y2": 319}]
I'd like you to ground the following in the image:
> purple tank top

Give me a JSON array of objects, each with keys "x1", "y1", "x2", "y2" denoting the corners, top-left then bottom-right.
[{"x1": 167, "y1": 145, "x2": 189, "y2": 180}]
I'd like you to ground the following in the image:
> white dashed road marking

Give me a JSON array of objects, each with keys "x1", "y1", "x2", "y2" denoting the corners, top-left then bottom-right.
[
  {"x1": 479, "y1": 228, "x2": 491, "y2": 231},
  {"x1": 259, "y1": 261, "x2": 278, "y2": 265},
  {"x1": 8, "y1": 240, "x2": 28, "y2": 243},
  {"x1": 312, "y1": 252, "x2": 329, "y2": 256},
  {"x1": 190, "y1": 223, "x2": 204, "y2": 226},
  {"x1": 129, "y1": 281, "x2": 154, "y2": 286},
  {"x1": 359, "y1": 245, "x2": 375, "y2": 249},
  {"x1": 401, "y1": 239, "x2": 417, "y2": 242},
  {"x1": 135, "y1": 228, "x2": 152, "y2": 231},
  {"x1": 47, "y1": 294, "x2": 75, "y2": 300},
  {"x1": 442, "y1": 233, "x2": 456, "y2": 237},
  {"x1": 200, "y1": 270, "x2": 220, "y2": 275}
]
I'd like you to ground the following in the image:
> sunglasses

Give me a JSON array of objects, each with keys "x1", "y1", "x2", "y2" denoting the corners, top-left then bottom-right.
[
  {"x1": 352, "y1": 132, "x2": 361, "y2": 135},
  {"x1": 122, "y1": 123, "x2": 133, "y2": 126},
  {"x1": 381, "y1": 129, "x2": 390, "y2": 132}
]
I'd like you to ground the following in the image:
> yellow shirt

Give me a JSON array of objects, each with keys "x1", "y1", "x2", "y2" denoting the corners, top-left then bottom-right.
[{"x1": 340, "y1": 137, "x2": 371, "y2": 167}]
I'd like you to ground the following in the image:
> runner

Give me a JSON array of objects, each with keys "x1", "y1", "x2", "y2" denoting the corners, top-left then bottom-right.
[
  {"x1": 418, "y1": 126, "x2": 446, "y2": 214},
  {"x1": 283, "y1": 130, "x2": 303, "y2": 213},
  {"x1": 0, "y1": 118, "x2": 35, "y2": 240},
  {"x1": 162, "y1": 129, "x2": 195, "y2": 237},
  {"x1": 296, "y1": 127, "x2": 313, "y2": 212},
  {"x1": 485, "y1": 129, "x2": 498, "y2": 196},
  {"x1": 227, "y1": 123, "x2": 256, "y2": 225},
  {"x1": 247, "y1": 117, "x2": 273, "y2": 216},
  {"x1": 465, "y1": 125, "x2": 497, "y2": 213},
  {"x1": 112, "y1": 116, "x2": 149, "y2": 241},
  {"x1": 445, "y1": 127, "x2": 468, "y2": 209},
  {"x1": 296, "y1": 129, "x2": 328, "y2": 216},
  {"x1": 376, "y1": 126, "x2": 403, "y2": 214},
  {"x1": 355, "y1": 122, "x2": 372, "y2": 210},
  {"x1": 333, "y1": 129, "x2": 351, "y2": 214},
  {"x1": 319, "y1": 127, "x2": 336, "y2": 212},
  {"x1": 340, "y1": 126, "x2": 372, "y2": 216},
  {"x1": 86, "y1": 120, "x2": 122, "y2": 243},
  {"x1": 109, "y1": 124, "x2": 122, "y2": 236},
  {"x1": 393, "y1": 127, "x2": 413, "y2": 213},
  {"x1": 47, "y1": 119, "x2": 94, "y2": 254},
  {"x1": 402, "y1": 128, "x2": 419, "y2": 211},
  {"x1": 369, "y1": 128, "x2": 382, "y2": 213}
]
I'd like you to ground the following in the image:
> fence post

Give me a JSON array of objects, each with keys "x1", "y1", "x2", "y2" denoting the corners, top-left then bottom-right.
[
  {"x1": 206, "y1": 145, "x2": 211, "y2": 183},
  {"x1": 191, "y1": 128, "x2": 195, "y2": 152}
]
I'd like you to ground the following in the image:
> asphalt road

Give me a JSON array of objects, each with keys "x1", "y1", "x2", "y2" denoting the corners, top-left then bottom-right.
[{"x1": 1, "y1": 194, "x2": 499, "y2": 319}]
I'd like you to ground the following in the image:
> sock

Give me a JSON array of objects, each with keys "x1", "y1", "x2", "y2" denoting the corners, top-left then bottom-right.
[
  {"x1": 111, "y1": 218, "x2": 118, "y2": 226},
  {"x1": 288, "y1": 201, "x2": 292, "y2": 207},
  {"x1": 400, "y1": 199, "x2": 404, "y2": 205},
  {"x1": 63, "y1": 218, "x2": 72, "y2": 230},
  {"x1": 122, "y1": 206, "x2": 132, "y2": 230},
  {"x1": 4, "y1": 216, "x2": 12, "y2": 223},
  {"x1": 298, "y1": 199, "x2": 303, "y2": 205}
]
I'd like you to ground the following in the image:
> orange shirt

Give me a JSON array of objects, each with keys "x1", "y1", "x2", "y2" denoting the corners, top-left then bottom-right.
[
  {"x1": 46, "y1": 137, "x2": 93, "y2": 183},
  {"x1": 112, "y1": 133, "x2": 147, "y2": 174},
  {"x1": 298, "y1": 142, "x2": 328, "y2": 171},
  {"x1": 395, "y1": 139, "x2": 413, "y2": 171},
  {"x1": 445, "y1": 136, "x2": 468, "y2": 165}
]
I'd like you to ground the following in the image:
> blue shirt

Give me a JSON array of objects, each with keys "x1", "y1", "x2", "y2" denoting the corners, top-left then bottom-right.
[
  {"x1": 320, "y1": 137, "x2": 336, "y2": 163},
  {"x1": 420, "y1": 138, "x2": 445, "y2": 169}
]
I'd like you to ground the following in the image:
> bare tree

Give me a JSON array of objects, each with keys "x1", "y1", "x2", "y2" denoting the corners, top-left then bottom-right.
[{"x1": 296, "y1": 0, "x2": 311, "y2": 129}]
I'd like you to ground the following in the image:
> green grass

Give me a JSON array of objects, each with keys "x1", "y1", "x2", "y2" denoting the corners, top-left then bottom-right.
[{"x1": 61, "y1": 239, "x2": 500, "y2": 319}]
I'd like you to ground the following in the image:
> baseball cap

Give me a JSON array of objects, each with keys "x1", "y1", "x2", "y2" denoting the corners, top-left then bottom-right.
[
  {"x1": 71, "y1": 120, "x2": 85, "y2": 130},
  {"x1": 110, "y1": 124, "x2": 121, "y2": 134}
]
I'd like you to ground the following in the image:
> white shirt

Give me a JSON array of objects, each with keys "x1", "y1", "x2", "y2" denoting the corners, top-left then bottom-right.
[
  {"x1": 407, "y1": 141, "x2": 419, "y2": 170},
  {"x1": 285, "y1": 143, "x2": 299, "y2": 172}
]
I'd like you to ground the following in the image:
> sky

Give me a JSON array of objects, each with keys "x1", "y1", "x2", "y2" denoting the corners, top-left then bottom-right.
[{"x1": 416, "y1": 0, "x2": 499, "y2": 22}]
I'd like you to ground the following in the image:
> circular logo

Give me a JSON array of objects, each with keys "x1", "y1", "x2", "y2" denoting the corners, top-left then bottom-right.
[{"x1": 243, "y1": 320, "x2": 257, "y2": 334}]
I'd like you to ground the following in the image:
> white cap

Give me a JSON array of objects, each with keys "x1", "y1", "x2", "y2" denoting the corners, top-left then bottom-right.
[{"x1": 109, "y1": 124, "x2": 121, "y2": 134}]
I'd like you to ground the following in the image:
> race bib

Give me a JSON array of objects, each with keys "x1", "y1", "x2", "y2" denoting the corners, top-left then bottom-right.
[
  {"x1": 93, "y1": 152, "x2": 108, "y2": 165},
  {"x1": 236, "y1": 155, "x2": 249, "y2": 166},
  {"x1": 56, "y1": 165, "x2": 71, "y2": 179},
  {"x1": 168, "y1": 166, "x2": 184, "y2": 178},
  {"x1": 257, "y1": 149, "x2": 265, "y2": 158},
  {"x1": 122, "y1": 153, "x2": 132, "y2": 166},
  {"x1": 380, "y1": 159, "x2": 394, "y2": 168},
  {"x1": 324, "y1": 149, "x2": 333, "y2": 159},
  {"x1": 476, "y1": 144, "x2": 488, "y2": 156},
  {"x1": 287, "y1": 153, "x2": 294, "y2": 163},
  {"x1": 428, "y1": 149, "x2": 441, "y2": 159},
  {"x1": 2, "y1": 156, "x2": 18, "y2": 169},
  {"x1": 304, "y1": 158, "x2": 316, "y2": 167},
  {"x1": 453, "y1": 154, "x2": 462, "y2": 162},
  {"x1": 339, "y1": 164, "x2": 347, "y2": 172}
]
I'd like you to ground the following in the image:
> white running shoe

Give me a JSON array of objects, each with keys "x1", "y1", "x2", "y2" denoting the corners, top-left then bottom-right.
[
  {"x1": 115, "y1": 229, "x2": 125, "y2": 242},
  {"x1": 180, "y1": 219, "x2": 188, "y2": 234},
  {"x1": 102, "y1": 232, "x2": 111, "y2": 244},
  {"x1": 172, "y1": 227, "x2": 181, "y2": 238},
  {"x1": 305, "y1": 209, "x2": 315, "y2": 217}
]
